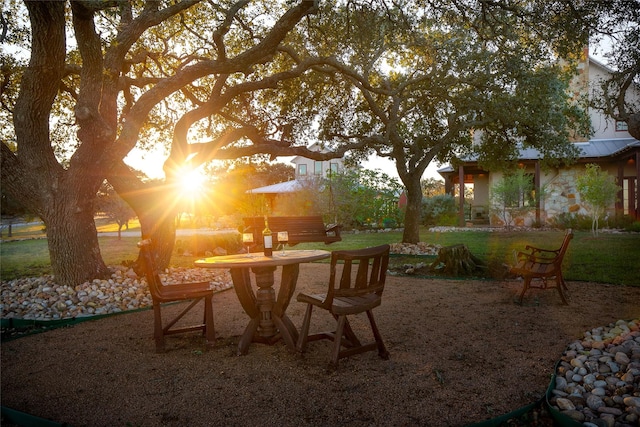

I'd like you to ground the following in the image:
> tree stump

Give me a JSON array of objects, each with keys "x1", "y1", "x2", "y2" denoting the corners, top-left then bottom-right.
[{"x1": 429, "y1": 244, "x2": 485, "y2": 276}]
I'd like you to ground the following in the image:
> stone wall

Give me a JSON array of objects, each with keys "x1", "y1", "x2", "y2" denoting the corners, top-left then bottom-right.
[
  {"x1": 488, "y1": 167, "x2": 615, "y2": 227},
  {"x1": 543, "y1": 168, "x2": 589, "y2": 220}
]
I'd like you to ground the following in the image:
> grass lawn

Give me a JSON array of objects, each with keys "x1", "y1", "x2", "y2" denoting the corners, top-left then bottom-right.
[{"x1": 1, "y1": 224, "x2": 639, "y2": 285}]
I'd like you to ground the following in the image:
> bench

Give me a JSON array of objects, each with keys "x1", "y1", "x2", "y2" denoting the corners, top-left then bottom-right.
[
  {"x1": 243, "y1": 216, "x2": 342, "y2": 247},
  {"x1": 509, "y1": 228, "x2": 573, "y2": 305}
]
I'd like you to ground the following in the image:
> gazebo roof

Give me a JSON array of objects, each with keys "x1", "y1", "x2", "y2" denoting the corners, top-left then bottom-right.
[{"x1": 246, "y1": 180, "x2": 303, "y2": 194}]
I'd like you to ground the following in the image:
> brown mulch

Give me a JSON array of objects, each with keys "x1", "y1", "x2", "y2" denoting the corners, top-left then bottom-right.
[{"x1": 2, "y1": 263, "x2": 639, "y2": 427}]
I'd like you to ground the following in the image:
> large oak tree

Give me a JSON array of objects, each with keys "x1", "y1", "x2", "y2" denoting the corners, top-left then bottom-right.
[
  {"x1": 273, "y1": 1, "x2": 590, "y2": 242},
  {"x1": 0, "y1": 1, "x2": 343, "y2": 285}
]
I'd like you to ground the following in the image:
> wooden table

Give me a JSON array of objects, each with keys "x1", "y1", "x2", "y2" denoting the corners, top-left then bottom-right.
[{"x1": 194, "y1": 250, "x2": 330, "y2": 355}]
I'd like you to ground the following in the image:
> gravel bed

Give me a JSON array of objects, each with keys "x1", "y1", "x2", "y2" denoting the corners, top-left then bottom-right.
[
  {"x1": 550, "y1": 319, "x2": 640, "y2": 427},
  {"x1": 0, "y1": 265, "x2": 232, "y2": 321}
]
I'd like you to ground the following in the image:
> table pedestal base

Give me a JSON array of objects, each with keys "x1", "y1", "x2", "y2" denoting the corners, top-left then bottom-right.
[{"x1": 230, "y1": 264, "x2": 300, "y2": 355}]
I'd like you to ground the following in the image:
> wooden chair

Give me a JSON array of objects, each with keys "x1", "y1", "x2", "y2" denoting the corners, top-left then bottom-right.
[
  {"x1": 510, "y1": 229, "x2": 573, "y2": 305},
  {"x1": 296, "y1": 244, "x2": 390, "y2": 369},
  {"x1": 138, "y1": 239, "x2": 215, "y2": 352}
]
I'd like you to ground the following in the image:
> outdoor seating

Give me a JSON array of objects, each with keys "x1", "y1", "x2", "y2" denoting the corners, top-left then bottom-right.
[
  {"x1": 510, "y1": 229, "x2": 573, "y2": 305},
  {"x1": 296, "y1": 244, "x2": 391, "y2": 369},
  {"x1": 138, "y1": 239, "x2": 215, "y2": 352},
  {"x1": 242, "y1": 216, "x2": 342, "y2": 247}
]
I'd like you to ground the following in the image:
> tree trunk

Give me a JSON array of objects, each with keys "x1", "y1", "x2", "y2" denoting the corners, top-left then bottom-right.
[
  {"x1": 45, "y1": 200, "x2": 110, "y2": 285},
  {"x1": 137, "y1": 201, "x2": 177, "y2": 272},
  {"x1": 429, "y1": 244, "x2": 485, "y2": 276},
  {"x1": 0, "y1": 1, "x2": 111, "y2": 287},
  {"x1": 401, "y1": 172, "x2": 424, "y2": 243},
  {"x1": 108, "y1": 164, "x2": 177, "y2": 271}
]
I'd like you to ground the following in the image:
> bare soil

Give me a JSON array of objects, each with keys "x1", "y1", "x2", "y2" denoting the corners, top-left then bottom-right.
[{"x1": 2, "y1": 263, "x2": 639, "y2": 427}]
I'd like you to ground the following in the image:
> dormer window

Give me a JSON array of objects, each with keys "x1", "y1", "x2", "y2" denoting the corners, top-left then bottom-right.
[{"x1": 616, "y1": 120, "x2": 629, "y2": 132}]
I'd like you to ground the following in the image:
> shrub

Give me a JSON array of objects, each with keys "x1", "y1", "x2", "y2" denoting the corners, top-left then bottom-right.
[
  {"x1": 422, "y1": 194, "x2": 457, "y2": 226},
  {"x1": 382, "y1": 217, "x2": 398, "y2": 228},
  {"x1": 626, "y1": 221, "x2": 640, "y2": 233},
  {"x1": 175, "y1": 231, "x2": 242, "y2": 256},
  {"x1": 607, "y1": 213, "x2": 636, "y2": 230},
  {"x1": 549, "y1": 212, "x2": 592, "y2": 230}
]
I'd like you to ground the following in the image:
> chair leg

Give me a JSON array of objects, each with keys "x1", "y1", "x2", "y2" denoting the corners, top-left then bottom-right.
[
  {"x1": 296, "y1": 304, "x2": 313, "y2": 353},
  {"x1": 366, "y1": 310, "x2": 389, "y2": 360},
  {"x1": 556, "y1": 275, "x2": 569, "y2": 305},
  {"x1": 153, "y1": 302, "x2": 165, "y2": 353},
  {"x1": 337, "y1": 315, "x2": 362, "y2": 348},
  {"x1": 329, "y1": 315, "x2": 347, "y2": 370},
  {"x1": 203, "y1": 295, "x2": 216, "y2": 348},
  {"x1": 518, "y1": 276, "x2": 532, "y2": 305}
]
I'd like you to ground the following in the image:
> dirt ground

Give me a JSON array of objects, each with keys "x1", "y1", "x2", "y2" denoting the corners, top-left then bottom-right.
[{"x1": 2, "y1": 263, "x2": 639, "y2": 427}]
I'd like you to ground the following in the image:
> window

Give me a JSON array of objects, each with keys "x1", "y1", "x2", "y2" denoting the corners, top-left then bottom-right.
[
  {"x1": 298, "y1": 164, "x2": 307, "y2": 176},
  {"x1": 329, "y1": 162, "x2": 338, "y2": 175},
  {"x1": 616, "y1": 121, "x2": 629, "y2": 132},
  {"x1": 314, "y1": 161, "x2": 322, "y2": 175}
]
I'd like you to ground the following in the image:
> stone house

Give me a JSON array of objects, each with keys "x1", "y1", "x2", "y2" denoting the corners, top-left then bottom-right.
[{"x1": 438, "y1": 51, "x2": 640, "y2": 227}]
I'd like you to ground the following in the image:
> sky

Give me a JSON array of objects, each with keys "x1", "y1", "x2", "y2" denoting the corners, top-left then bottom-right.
[{"x1": 125, "y1": 145, "x2": 444, "y2": 182}]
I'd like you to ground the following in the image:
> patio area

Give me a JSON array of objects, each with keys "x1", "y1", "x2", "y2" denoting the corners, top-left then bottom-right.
[{"x1": 2, "y1": 263, "x2": 639, "y2": 426}]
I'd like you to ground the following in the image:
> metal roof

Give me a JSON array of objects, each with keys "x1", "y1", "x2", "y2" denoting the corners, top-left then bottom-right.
[
  {"x1": 517, "y1": 138, "x2": 639, "y2": 160},
  {"x1": 579, "y1": 138, "x2": 640, "y2": 158},
  {"x1": 245, "y1": 180, "x2": 303, "y2": 194},
  {"x1": 455, "y1": 138, "x2": 639, "y2": 162},
  {"x1": 437, "y1": 138, "x2": 639, "y2": 176}
]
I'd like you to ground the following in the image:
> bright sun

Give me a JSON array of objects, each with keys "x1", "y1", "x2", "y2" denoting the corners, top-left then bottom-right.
[{"x1": 179, "y1": 168, "x2": 207, "y2": 194}]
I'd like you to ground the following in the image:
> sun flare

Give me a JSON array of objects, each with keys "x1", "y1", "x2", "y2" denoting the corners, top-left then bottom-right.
[{"x1": 179, "y1": 168, "x2": 207, "y2": 195}]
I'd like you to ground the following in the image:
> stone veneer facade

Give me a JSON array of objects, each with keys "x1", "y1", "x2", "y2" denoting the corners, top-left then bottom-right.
[
  {"x1": 543, "y1": 168, "x2": 587, "y2": 220},
  {"x1": 489, "y1": 167, "x2": 612, "y2": 227}
]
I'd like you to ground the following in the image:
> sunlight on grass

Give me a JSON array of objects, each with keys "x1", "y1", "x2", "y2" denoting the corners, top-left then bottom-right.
[
  {"x1": 0, "y1": 222, "x2": 46, "y2": 240},
  {"x1": 1, "y1": 223, "x2": 639, "y2": 285},
  {"x1": 95, "y1": 217, "x2": 141, "y2": 233}
]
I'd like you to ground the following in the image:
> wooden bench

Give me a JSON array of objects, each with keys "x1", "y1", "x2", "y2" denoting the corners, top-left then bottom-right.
[
  {"x1": 509, "y1": 229, "x2": 573, "y2": 305},
  {"x1": 243, "y1": 216, "x2": 342, "y2": 247}
]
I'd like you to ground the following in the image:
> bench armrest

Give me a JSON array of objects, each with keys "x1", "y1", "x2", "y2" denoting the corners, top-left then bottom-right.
[
  {"x1": 516, "y1": 250, "x2": 559, "y2": 264},
  {"x1": 524, "y1": 245, "x2": 560, "y2": 255},
  {"x1": 325, "y1": 223, "x2": 342, "y2": 237}
]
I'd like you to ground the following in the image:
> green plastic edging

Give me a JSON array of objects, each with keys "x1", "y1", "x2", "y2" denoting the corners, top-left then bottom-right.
[
  {"x1": 1, "y1": 306, "x2": 150, "y2": 342},
  {"x1": 1, "y1": 406, "x2": 70, "y2": 427},
  {"x1": 544, "y1": 361, "x2": 584, "y2": 427},
  {"x1": 466, "y1": 400, "x2": 540, "y2": 427}
]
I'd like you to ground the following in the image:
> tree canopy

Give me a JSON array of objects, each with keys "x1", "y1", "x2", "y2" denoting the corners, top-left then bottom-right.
[{"x1": 269, "y1": 1, "x2": 590, "y2": 241}]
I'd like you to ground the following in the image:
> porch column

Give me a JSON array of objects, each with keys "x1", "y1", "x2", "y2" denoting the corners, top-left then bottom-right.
[
  {"x1": 458, "y1": 165, "x2": 465, "y2": 227},
  {"x1": 535, "y1": 161, "x2": 541, "y2": 224},
  {"x1": 617, "y1": 161, "x2": 624, "y2": 214},
  {"x1": 444, "y1": 176, "x2": 453, "y2": 195},
  {"x1": 636, "y1": 151, "x2": 640, "y2": 219}
]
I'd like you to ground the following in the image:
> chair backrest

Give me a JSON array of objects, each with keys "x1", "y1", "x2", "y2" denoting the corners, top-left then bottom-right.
[
  {"x1": 326, "y1": 244, "x2": 390, "y2": 302},
  {"x1": 137, "y1": 239, "x2": 164, "y2": 300},
  {"x1": 555, "y1": 228, "x2": 573, "y2": 264}
]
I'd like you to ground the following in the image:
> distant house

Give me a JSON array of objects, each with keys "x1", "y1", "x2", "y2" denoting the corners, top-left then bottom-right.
[
  {"x1": 438, "y1": 50, "x2": 640, "y2": 227},
  {"x1": 246, "y1": 144, "x2": 347, "y2": 214},
  {"x1": 290, "y1": 143, "x2": 345, "y2": 180}
]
